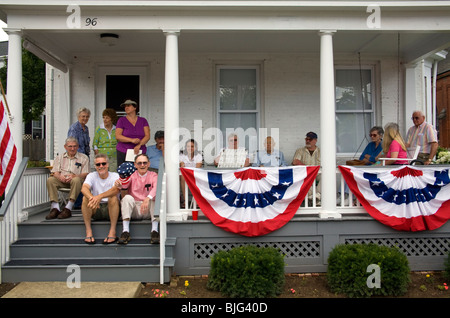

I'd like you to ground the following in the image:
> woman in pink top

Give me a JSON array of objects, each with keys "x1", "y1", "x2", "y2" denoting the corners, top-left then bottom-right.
[{"x1": 381, "y1": 122, "x2": 408, "y2": 165}]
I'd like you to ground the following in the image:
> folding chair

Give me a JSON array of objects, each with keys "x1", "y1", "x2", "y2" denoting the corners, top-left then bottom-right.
[
  {"x1": 58, "y1": 187, "x2": 71, "y2": 208},
  {"x1": 379, "y1": 145, "x2": 422, "y2": 166}
]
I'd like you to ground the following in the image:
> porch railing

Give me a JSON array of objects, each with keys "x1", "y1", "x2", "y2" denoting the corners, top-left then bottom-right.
[
  {"x1": 0, "y1": 157, "x2": 29, "y2": 282},
  {"x1": 22, "y1": 166, "x2": 51, "y2": 211},
  {"x1": 153, "y1": 159, "x2": 167, "y2": 284}
]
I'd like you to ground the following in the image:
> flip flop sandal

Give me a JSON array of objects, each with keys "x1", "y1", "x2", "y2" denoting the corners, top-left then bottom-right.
[
  {"x1": 84, "y1": 236, "x2": 96, "y2": 245},
  {"x1": 103, "y1": 236, "x2": 118, "y2": 245}
]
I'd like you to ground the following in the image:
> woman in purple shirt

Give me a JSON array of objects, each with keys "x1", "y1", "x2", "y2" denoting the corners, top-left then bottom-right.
[{"x1": 115, "y1": 99, "x2": 150, "y2": 166}]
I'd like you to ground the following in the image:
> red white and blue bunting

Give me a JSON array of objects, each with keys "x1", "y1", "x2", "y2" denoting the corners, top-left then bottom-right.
[
  {"x1": 339, "y1": 165, "x2": 450, "y2": 231},
  {"x1": 180, "y1": 166, "x2": 320, "y2": 237}
]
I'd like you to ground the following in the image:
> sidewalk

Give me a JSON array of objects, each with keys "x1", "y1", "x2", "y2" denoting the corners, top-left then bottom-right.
[{"x1": 1, "y1": 281, "x2": 142, "y2": 298}]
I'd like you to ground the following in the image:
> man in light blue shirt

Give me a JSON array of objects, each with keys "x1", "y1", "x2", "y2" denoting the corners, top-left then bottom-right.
[
  {"x1": 253, "y1": 136, "x2": 287, "y2": 167},
  {"x1": 147, "y1": 130, "x2": 164, "y2": 170}
]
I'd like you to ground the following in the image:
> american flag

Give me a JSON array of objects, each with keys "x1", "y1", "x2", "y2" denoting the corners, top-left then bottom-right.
[
  {"x1": 181, "y1": 166, "x2": 320, "y2": 237},
  {"x1": 0, "y1": 100, "x2": 17, "y2": 197}
]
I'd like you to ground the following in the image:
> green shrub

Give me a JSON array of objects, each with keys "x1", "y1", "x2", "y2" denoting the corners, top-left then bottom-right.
[
  {"x1": 444, "y1": 252, "x2": 450, "y2": 280},
  {"x1": 27, "y1": 160, "x2": 50, "y2": 168},
  {"x1": 207, "y1": 245, "x2": 285, "y2": 298},
  {"x1": 327, "y1": 243, "x2": 410, "y2": 297}
]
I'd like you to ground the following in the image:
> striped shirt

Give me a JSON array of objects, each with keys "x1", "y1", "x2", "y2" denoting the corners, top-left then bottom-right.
[{"x1": 405, "y1": 122, "x2": 438, "y2": 154}]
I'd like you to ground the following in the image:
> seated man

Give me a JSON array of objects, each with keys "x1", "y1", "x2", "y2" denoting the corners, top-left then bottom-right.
[
  {"x1": 292, "y1": 132, "x2": 321, "y2": 203},
  {"x1": 253, "y1": 136, "x2": 287, "y2": 167},
  {"x1": 116, "y1": 154, "x2": 159, "y2": 244},
  {"x1": 406, "y1": 110, "x2": 438, "y2": 165},
  {"x1": 46, "y1": 137, "x2": 90, "y2": 220},
  {"x1": 146, "y1": 130, "x2": 164, "y2": 171},
  {"x1": 214, "y1": 133, "x2": 250, "y2": 168},
  {"x1": 81, "y1": 154, "x2": 120, "y2": 245}
]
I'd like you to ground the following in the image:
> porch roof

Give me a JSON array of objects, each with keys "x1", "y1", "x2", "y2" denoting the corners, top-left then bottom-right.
[{"x1": 1, "y1": 1, "x2": 450, "y2": 69}]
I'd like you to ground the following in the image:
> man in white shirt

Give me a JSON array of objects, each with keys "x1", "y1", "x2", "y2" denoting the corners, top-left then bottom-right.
[
  {"x1": 214, "y1": 133, "x2": 250, "y2": 168},
  {"x1": 81, "y1": 153, "x2": 120, "y2": 245}
]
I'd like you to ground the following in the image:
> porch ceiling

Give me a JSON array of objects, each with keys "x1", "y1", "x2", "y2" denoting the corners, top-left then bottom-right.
[{"x1": 23, "y1": 29, "x2": 450, "y2": 65}]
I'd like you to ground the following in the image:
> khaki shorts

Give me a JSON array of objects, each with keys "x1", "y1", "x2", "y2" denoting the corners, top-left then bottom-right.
[{"x1": 92, "y1": 203, "x2": 111, "y2": 220}]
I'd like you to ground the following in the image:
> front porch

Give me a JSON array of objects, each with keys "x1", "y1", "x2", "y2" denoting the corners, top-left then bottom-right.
[
  {"x1": 1, "y1": 1, "x2": 450, "y2": 284},
  {"x1": 1, "y1": 163, "x2": 449, "y2": 283}
]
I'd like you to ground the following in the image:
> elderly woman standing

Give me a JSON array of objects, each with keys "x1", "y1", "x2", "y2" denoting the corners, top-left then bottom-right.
[
  {"x1": 68, "y1": 107, "x2": 91, "y2": 157},
  {"x1": 115, "y1": 99, "x2": 150, "y2": 166},
  {"x1": 93, "y1": 108, "x2": 118, "y2": 171}
]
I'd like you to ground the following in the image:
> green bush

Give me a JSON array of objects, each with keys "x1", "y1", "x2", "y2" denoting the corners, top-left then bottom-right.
[
  {"x1": 27, "y1": 160, "x2": 50, "y2": 168},
  {"x1": 327, "y1": 243, "x2": 410, "y2": 297},
  {"x1": 444, "y1": 252, "x2": 450, "y2": 280},
  {"x1": 207, "y1": 245, "x2": 285, "y2": 298}
]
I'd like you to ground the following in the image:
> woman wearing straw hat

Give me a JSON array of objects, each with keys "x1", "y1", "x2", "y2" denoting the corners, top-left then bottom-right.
[{"x1": 115, "y1": 99, "x2": 150, "y2": 166}]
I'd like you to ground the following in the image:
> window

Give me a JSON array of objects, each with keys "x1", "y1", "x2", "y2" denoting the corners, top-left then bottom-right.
[
  {"x1": 216, "y1": 66, "x2": 260, "y2": 151},
  {"x1": 335, "y1": 67, "x2": 375, "y2": 155}
]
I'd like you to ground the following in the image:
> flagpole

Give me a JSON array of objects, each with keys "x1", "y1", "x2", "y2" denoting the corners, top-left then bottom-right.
[{"x1": 0, "y1": 80, "x2": 13, "y2": 121}]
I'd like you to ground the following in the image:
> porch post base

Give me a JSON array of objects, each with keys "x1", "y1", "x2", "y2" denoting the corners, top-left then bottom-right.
[
  {"x1": 319, "y1": 211, "x2": 342, "y2": 219},
  {"x1": 166, "y1": 211, "x2": 189, "y2": 222}
]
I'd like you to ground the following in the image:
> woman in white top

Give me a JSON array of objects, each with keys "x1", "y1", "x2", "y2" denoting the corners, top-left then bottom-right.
[{"x1": 180, "y1": 139, "x2": 203, "y2": 207}]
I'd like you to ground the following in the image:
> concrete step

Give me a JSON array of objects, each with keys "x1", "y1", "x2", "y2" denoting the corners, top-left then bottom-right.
[
  {"x1": 9, "y1": 237, "x2": 176, "y2": 259},
  {"x1": 2, "y1": 258, "x2": 175, "y2": 282},
  {"x1": 2, "y1": 209, "x2": 176, "y2": 283}
]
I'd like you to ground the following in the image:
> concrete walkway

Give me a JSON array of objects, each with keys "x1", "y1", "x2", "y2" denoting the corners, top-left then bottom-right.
[{"x1": 2, "y1": 282, "x2": 142, "y2": 298}]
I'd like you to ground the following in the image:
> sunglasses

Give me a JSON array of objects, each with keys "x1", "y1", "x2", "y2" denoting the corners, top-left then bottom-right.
[
  {"x1": 95, "y1": 162, "x2": 107, "y2": 167},
  {"x1": 136, "y1": 161, "x2": 149, "y2": 166},
  {"x1": 370, "y1": 134, "x2": 378, "y2": 137}
]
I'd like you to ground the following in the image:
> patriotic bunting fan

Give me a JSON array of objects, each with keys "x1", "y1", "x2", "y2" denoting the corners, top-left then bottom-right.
[
  {"x1": 180, "y1": 166, "x2": 320, "y2": 237},
  {"x1": 339, "y1": 165, "x2": 450, "y2": 231}
]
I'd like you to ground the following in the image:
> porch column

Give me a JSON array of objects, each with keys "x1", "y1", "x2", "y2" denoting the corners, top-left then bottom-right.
[
  {"x1": 163, "y1": 30, "x2": 181, "y2": 220},
  {"x1": 5, "y1": 29, "x2": 23, "y2": 173},
  {"x1": 318, "y1": 30, "x2": 340, "y2": 218}
]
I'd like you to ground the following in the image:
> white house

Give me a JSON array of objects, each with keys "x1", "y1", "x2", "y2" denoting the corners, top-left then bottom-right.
[{"x1": 1, "y1": 1, "x2": 450, "y2": 279}]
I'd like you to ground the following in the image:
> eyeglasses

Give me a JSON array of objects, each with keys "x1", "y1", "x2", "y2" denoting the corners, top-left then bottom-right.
[
  {"x1": 370, "y1": 134, "x2": 378, "y2": 137},
  {"x1": 412, "y1": 116, "x2": 420, "y2": 120},
  {"x1": 136, "y1": 161, "x2": 149, "y2": 166},
  {"x1": 228, "y1": 139, "x2": 238, "y2": 142},
  {"x1": 95, "y1": 162, "x2": 107, "y2": 167},
  {"x1": 305, "y1": 138, "x2": 312, "y2": 141}
]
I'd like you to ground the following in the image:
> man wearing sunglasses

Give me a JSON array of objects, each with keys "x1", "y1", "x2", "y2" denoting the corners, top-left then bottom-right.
[
  {"x1": 81, "y1": 154, "x2": 120, "y2": 245},
  {"x1": 116, "y1": 154, "x2": 159, "y2": 244},
  {"x1": 405, "y1": 110, "x2": 438, "y2": 165}
]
